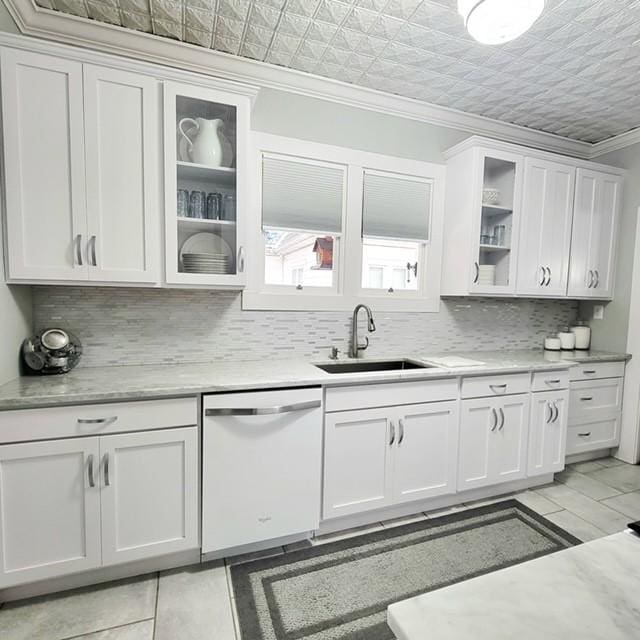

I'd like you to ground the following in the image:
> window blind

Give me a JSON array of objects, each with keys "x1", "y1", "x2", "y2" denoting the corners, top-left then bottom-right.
[
  {"x1": 362, "y1": 171, "x2": 431, "y2": 241},
  {"x1": 262, "y1": 156, "x2": 344, "y2": 234}
]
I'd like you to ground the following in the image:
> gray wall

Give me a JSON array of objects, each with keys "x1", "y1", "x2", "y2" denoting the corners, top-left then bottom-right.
[
  {"x1": 0, "y1": 2, "x2": 18, "y2": 33},
  {"x1": 581, "y1": 142, "x2": 640, "y2": 352}
]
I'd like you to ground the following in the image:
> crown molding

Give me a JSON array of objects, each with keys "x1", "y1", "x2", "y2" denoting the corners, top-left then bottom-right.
[
  {"x1": 590, "y1": 127, "x2": 640, "y2": 159},
  {"x1": 1, "y1": 0, "x2": 602, "y2": 159}
]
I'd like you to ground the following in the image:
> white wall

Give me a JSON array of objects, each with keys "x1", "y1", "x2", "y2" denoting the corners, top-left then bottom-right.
[{"x1": 0, "y1": 2, "x2": 18, "y2": 33}]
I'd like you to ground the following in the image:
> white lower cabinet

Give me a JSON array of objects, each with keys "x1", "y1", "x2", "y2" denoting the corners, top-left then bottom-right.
[
  {"x1": 100, "y1": 427, "x2": 199, "y2": 565},
  {"x1": 0, "y1": 426, "x2": 198, "y2": 588},
  {"x1": 0, "y1": 437, "x2": 102, "y2": 588},
  {"x1": 528, "y1": 391, "x2": 568, "y2": 477},
  {"x1": 323, "y1": 401, "x2": 458, "y2": 519},
  {"x1": 458, "y1": 394, "x2": 529, "y2": 491}
]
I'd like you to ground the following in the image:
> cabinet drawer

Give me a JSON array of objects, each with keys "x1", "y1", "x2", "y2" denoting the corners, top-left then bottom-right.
[
  {"x1": 460, "y1": 373, "x2": 529, "y2": 399},
  {"x1": 566, "y1": 418, "x2": 620, "y2": 455},
  {"x1": 570, "y1": 361, "x2": 625, "y2": 382},
  {"x1": 0, "y1": 397, "x2": 198, "y2": 444},
  {"x1": 325, "y1": 378, "x2": 458, "y2": 413},
  {"x1": 569, "y1": 379, "x2": 622, "y2": 423},
  {"x1": 531, "y1": 370, "x2": 570, "y2": 392}
]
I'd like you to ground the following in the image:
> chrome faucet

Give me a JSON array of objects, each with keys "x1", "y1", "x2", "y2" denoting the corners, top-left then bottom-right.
[{"x1": 350, "y1": 304, "x2": 376, "y2": 358}]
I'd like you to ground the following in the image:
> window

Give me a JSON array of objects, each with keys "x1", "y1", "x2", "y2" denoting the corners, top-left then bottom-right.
[
  {"x1": 361, "y1": 170, "x2": 432, "y2": 293},
  {"x1": 261, "y1": 154, "x2": 345, "y2": 290}
]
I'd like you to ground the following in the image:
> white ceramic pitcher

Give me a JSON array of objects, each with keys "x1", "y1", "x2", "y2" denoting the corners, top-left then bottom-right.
[{"x1": 178, "y1": 117, "x2": 226, "y2": 167}]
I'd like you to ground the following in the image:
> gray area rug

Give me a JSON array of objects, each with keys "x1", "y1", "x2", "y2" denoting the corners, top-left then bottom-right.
[{"x1": 231, "y1": 500, "x2": 580, "y2": 640}]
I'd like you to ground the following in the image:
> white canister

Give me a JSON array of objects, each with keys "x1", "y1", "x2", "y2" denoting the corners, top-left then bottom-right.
[
  {"x1": 571, "y1": 321, "x2": 592, "y2": 350},
  {"x1": 544, "y1": 336, "x2": 562, "y2": 351},
  {"x1": 558, "y1": 328, "x2": 576, "y2": 351}
]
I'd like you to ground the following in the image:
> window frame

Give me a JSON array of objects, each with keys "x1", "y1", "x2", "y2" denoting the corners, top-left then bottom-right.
[{"x1": 243, "y1": 133, "x2": 445, "y2": 312}]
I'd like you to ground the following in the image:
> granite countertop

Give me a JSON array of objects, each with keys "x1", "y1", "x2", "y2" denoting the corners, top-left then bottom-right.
[
  {"x1": 0, "y1": 349, "x2": 630, "y2": 410},
  {"x1": 387, "y1": 530, "x2": 640, "y2": 640}
]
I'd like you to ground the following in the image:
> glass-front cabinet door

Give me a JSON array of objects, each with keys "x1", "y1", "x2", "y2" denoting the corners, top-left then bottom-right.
[
  {"x1": 470, "y1": 149, "x2": 523, "y2": 295},
  {"x1": 163, "y1": 82, "x2": 249, "y2": 287}
]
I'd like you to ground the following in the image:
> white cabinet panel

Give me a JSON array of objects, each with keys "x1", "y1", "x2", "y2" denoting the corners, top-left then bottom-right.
[
  {"x1": 323, "y1": 407, "x2": 392, "y2": 519},
  {"x1": 528, "y1": 391, "x2": 568, "y2": 477},
  {"x1": 517, "y1": 158, "x2": 575, "y2": 296},
  {"x1": 493, "y1": 395, "x2": 529, "y2": 484},
  {"x1": 568, "y1": 169, "x2": 622, "y2": 299},
  {"x1": 0, "y1": 438, "x2": 101, "y2": 588},
  {"x1": 84, "y1": 65, "x2": 160, "y2": 283},
  {"x1": 100, "y1": 427, "x2": 198, "y2": 565},
  {"x1": 393, "y1": 401, "x2": 458, "y2": 504},
  {"x1": 1, "y1": 49, "x2": 87, "y2": 281}
]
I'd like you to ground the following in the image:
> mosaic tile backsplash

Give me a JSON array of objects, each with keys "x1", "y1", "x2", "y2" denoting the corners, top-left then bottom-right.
[{"x1": 31, "y1": 287, "x2": 579, "y2": 369}]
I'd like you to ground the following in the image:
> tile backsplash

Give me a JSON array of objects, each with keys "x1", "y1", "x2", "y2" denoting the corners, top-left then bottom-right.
[{"x1": 32, "y1": 287, "x2": 579, "y2": 369}]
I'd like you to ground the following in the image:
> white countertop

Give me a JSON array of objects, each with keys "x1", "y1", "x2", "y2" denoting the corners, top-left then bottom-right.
[
  {"x1": 0, "y1": 349, "x2": 629, "y2": 410},
  {"x1": 387, "y1": 530, "x2": 640, "y2": 640}
]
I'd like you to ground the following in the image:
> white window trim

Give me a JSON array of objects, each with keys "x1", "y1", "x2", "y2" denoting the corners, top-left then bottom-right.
[{"x1": 243, "y1": 132, "x2": 446, "y2": 312}]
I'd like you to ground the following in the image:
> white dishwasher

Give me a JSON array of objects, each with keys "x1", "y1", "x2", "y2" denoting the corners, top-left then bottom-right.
[{"x1": 202, "y1": 387, "x2": 323, "y2": 554}]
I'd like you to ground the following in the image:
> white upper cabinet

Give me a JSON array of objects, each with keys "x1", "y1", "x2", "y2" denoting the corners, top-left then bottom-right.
[
  {"x1": 568, "y1": 169, "x2": 623, "y2": 299},
  {"x1": 83, "y1": 65, "x2": 160, "y2": 283},
  {"x1": 1, "y1": 49, "x2": 88, "y2": 281},
  {"x1": 517, "y1": 158, "x2": 575, "y2": 297},
  {"x1": 163, "y1": 82, "x2": 249, "y2": 288},
  {"x1": 1, "y1": 48, "x2": 161, "y2": 284}
]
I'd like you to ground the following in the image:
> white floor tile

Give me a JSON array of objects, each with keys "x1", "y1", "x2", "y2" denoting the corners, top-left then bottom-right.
[
  {"x1": 0, "y1": 574, "x2": 157, "y2": 640},
  {"x1": 595, "y1": 457, "x2": 626, "y2": 468},
  {"x1": 545, "y1": 510, "x2": 607, "y2": 542},
  {"x1": 588, "y1": 465, "x2": 640, "y2": 493},
  {"x1": 155, "y1": 562, "x2": 235, "y2": 640},
  {"x1": 601, "y1": 491, "x2": 640, "y2": 520},
  {"x1": 514, "y1": 490, "x2": 563, "y2": 516},
  {"x1": 69, "y1": 620, "x2": 154, "y2": 640},
  {"x1": 568, "y1": 460, "x2": 605, "y2": 473},
  {"x1": 555, "y1": 469, "x2": 621, "y2": 500}
]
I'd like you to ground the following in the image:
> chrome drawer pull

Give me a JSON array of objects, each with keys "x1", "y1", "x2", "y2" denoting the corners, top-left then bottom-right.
[
  {"x1": 87, "y1": 454, "x2": 95, "y2": 488},
  {"x1": 580, "y1": 397, "x2": 593, "y2": 401},
  {"x1": 546, "y1": 379, "x2": 561, "y2": 384},
  {"x1": 490, "y1": 384, "x2": 507, "y2": 393},
  {"x1": 583, "y1": 370, "x2": 596, "y2": 375},
  {"x1": 578, "y1": 432, "x2": 591, "y2": 437},
  {"x1": 77, "y1": 416, "x2": 118, "y2": 426},
  {"x1": 205, "y1": 400, "x2": 321, "y2": 416}
]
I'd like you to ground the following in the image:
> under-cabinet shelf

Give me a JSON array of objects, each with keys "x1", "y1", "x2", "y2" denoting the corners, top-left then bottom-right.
[
  {"x1": 177, "y1": 161, "x2": 236, "y2": 185},
  {"x1": 479, "y1": 244, "x2": 510, "y2": 252},
  {"x1": 177, "y1": 217, "x2": 237, "y2": 233},
  {"x1": 481, "y1": 204, "x2": 512, "y2": 215}
]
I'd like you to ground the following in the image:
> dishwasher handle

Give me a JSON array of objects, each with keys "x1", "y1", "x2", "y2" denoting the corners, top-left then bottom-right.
[{"x1": 205, "y1": 400, "x2": 321, "y2": 417}]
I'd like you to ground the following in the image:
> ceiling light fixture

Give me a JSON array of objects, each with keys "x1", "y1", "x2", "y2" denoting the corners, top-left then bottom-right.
[{"x1": 458, "y1": 0, "x2": 545, "y2": 45}]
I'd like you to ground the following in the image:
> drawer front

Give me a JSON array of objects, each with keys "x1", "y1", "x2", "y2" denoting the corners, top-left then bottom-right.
[
  {"x1": 460, "y1": 373, "x2": 529, "y2": 399},
  {"x1": 570, "y1": 361, "x2": 625, "y2": 382},
  {"x1": 566, "y1": 418, "x2": 620, "y2": 455},
  {"x1": 325, "y1": 378, "x2": 458, "y2": 413},
  {"x1": 0, "y1": 397, "x2": 198, "y2": 444},
  {"x1": 569, "y1": 379, "x2": 623, "y2": 423},
  {"x1": 531, "y1": 370, "x2": 570, "y2": 392}
]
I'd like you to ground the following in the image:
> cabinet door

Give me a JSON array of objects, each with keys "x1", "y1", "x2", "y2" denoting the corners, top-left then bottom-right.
[
  {"x1": 393, "y1": 401, "x2": 458, "y2": 504},
  {"x1": 517, "y1": 158, "x2": 575, "y2": 297},
  {"x1": 323, "y1": 408, "x2": 393, "y2": 519},
  {"x1": 528, "y1": 391, "x2": 568, "y2": 477},
  {"x1": 492, "y1": 394, "x2": 529, "y2": 484},
  {"x1": 84, "y1": 65, "x2": 160, "y2": 283},
  {"x1": 1, "y1": 48, "x2": 88, "y2": 281},
  {"x1": 99, "y1": 427, "x2": 198, "y2": 565},
  {"x1": 568, "y1": 169, "x2": 622, "y2": 299},
  {"x1": 0, "y1": 438, "x2": 101, "y2": 588},
  {"x1": 163, "y1": 82, "x2": 249, "y2": 287},
  {"x1": 469, "y1": 148, "x2": 523, "y2": 296},
  {"x1": 458, "y1": 398, "x2": 495, "y2": 491}
]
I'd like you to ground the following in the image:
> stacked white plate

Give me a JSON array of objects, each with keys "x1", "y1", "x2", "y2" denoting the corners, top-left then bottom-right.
[
  {"x1": 182, "y1": 252, "x2": 230, "y2": 274},
  {"x1": 478, "y1": 265, "x2": 496, "y2": 286}
]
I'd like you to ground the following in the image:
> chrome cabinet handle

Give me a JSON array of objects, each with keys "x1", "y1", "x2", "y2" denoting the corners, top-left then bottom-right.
[
  {"x1": 398, "y1": 419, "x2": 405, "y2": 445},
  {"x1": 583, "y1": 370, "x2": 596, "y2": 375},
  {"x1": 587, "y1": 270, "x2": 594, "y2": 288},
  {"x1": 389, "y1": 421, "x2": 395, "y2": 446},
  {"x1": 237, "y1": 246, "x2": 246, "y2": 273},
  {"x1": 205, "y1": 400, "x2": 321, "y2": 416},
  {"x1": 489, "y1": 384, "x2": 507, "y2": 393},
  {"x1": 546, "y1": 402, "x2": 553, "y2": 424},
  {"x1": 474, "y1": 262, "x2": 479, "y2": 284},
  {"x1": 546, "y1": 379, "x2": 561, "y2": 385},
  {"x1": 545, "y1": 267, "x2": 551, "y2": 286},
  {"x1": 87, "y1": 454, "x2": 95, "y2": 488},
  {"x1": 490, "y1": 408, "x2": 498, "y2": 432},
  {"x1": 553, "y1": 402, "x2": 559, "y2": 423},
  {"x1": 103, "y1": 453, "x2": 110, "y2": 486},
  {"x1": 77, "y1": 416, "x2": 118, "y2": 426},
  {"x1": 594, "y1": 269, "x2": 599, "y2": 288},
  {"x1": 580, "y1": 396, "x2": 593, "y2": 401},
  {"x1": 539, "y1": 266, "x2": 546, "y2": 286},
  {"x1": 498, "y1": 407, "x2": 505, "y2": 431},
  {"x1": 578, "y1": 432, "x2": 591, "y2": 437},
  {"x1": 75, "y1": 234, "x2": 83, "y2": 266},
  {"x1": 89, "y1": 235, "x2": 97, "y2": 266}
]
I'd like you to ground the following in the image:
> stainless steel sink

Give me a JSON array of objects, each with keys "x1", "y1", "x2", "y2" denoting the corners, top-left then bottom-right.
[{"x1": 315, "y1": 359, "x2": 434, "y2": 374}]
